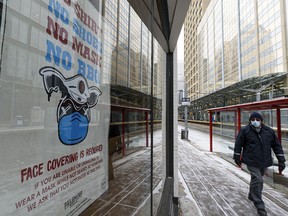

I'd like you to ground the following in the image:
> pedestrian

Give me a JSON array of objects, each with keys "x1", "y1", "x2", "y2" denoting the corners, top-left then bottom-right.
[{"x1": 233, "y1": 112, "x2": 286, "y2": 216}]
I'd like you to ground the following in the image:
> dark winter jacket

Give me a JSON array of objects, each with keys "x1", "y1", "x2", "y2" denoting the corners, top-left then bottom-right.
[{"x1": 234, "y1": 124, "x2": 286, "y2": 168}]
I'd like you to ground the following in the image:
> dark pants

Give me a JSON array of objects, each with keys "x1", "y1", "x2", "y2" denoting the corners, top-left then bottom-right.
[{"x1": 247, "y1": 166, "x2": 267, "y2": 210}]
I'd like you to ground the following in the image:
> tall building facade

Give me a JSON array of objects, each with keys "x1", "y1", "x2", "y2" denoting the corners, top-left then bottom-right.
[
  {"x1": 184, "y1": 0, "x2": 210, "y2": 101},
  {"x1": 192, "y1": 0, "x2": 288, "y2": 99}
]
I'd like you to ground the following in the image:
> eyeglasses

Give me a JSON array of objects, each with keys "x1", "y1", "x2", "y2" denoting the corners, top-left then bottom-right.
[{"x1": 251, "y1": 118, "x2": 261, "y2": 121}]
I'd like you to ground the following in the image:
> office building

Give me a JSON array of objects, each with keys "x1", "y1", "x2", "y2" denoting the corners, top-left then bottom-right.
[
  {"x1": 190, "y1": 0, "x2": 288, "y2": 100},
  {"x1": 184, "y1": 0, "x2": 211, "y2": 101}
]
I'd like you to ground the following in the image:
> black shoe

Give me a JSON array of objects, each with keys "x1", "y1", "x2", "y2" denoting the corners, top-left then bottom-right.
[
  {"x1": 257, "y1": 208, "x2": 267, "y2": 216},
  {"x1": 248, "y1": 193, "x2": 254, "y2": 202}
]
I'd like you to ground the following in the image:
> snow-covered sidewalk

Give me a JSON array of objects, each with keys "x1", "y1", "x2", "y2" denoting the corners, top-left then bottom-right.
[{"x1": 178, "y1": 125, "x2": 288, "y2": 216}]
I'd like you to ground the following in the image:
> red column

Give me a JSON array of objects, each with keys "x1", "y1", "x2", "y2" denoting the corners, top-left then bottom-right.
[
  {"x1": 209, "y1": 111, "x2": 213, "y2": 152},
  {"x1": 237, "y1": 109, "x2": 241, "y2": 136},
  {"x1": 276, "y1": 108, "x2": 281, "y2": 144}
]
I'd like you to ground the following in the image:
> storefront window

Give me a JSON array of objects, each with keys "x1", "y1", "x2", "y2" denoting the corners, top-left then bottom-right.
[{"x1": 0, "y1": 0, "x2": 163, "y2": 215}]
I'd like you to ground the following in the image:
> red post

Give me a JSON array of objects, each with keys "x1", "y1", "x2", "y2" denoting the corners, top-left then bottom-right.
[
  {"x1": 234, "y1": 111, "x2": 237, "y2": 139},
  {"x1": 145, "y1": 111, "x2": 148, "y2": 147},
  {"x1": 276, "y1": 108, "x2": 281, "y2": 144},
  {"x1": 237, "y1": 108, "x2": 241, "y2": 135},
  {"x1": 276, "y1": 108, "x2": 282, "y2": 175},
  {"x1": 122, "y1": 109, "x2": 125, "y2": 157},
  {"x1": 209, "y1": 111, "x2": 213, "y2": 152}
]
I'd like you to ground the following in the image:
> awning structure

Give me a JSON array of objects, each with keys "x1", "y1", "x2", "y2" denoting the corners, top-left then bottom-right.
[
  {"x1": 207, "y1": 97, "x2": 288, "y2": 112},
  {"x1": 127, "y1": 0, "x2": 190, "y2": 52},
  {"x1": 184, "y1": 72, "x2": 288, "y2": 116},
  {"x1": 206, "y1": 97, "x2": 288, "y2": 152}
]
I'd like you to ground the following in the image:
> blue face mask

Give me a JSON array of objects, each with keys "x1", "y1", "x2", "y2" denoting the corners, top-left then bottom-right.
[
  {"x1": 58, "y1": 112, "x2": 89, "y2": 145},
  {"x1": 251, "y1": 120, "x2": 261, "y2": 128}
]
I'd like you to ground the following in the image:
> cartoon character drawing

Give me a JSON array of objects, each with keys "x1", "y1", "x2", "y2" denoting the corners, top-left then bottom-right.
[{"x1": 39, "y1": 66, "x2": 102, "y2": 145}]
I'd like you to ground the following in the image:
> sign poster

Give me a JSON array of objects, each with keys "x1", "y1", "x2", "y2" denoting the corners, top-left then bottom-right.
[{"x1": 0, "y1": 0, "x2": 110, "y2": 215}]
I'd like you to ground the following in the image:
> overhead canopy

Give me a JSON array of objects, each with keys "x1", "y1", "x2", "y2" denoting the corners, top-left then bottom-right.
[
  {"x1": 185, "y1": 72, "x2": 288, "y2": 113},
  {"x1": 127, "y1": 0, "x2": 191, "y2": 52},
  {"x1": 206, "y1": 97, "x2": 288, "y2": 112}
]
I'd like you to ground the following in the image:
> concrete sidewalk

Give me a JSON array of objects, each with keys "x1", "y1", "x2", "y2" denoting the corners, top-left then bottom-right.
[{"x1": 178, "y1": 126, "x2": 288, "y2": 216}]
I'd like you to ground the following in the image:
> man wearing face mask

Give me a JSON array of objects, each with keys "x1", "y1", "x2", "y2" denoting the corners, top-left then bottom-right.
[{"x1": 233, "y1": 112, "x2": 286, "y2": 216}]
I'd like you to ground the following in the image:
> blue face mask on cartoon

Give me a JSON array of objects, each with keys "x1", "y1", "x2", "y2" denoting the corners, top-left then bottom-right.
[{"x1": 58, "y1": 112, "x2": 89, "y2": 145}]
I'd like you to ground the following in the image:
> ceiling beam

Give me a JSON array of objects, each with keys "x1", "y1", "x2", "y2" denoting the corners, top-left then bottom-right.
[{"x1": 127, "y1": 0, "x2": 190, "y2": 53}]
